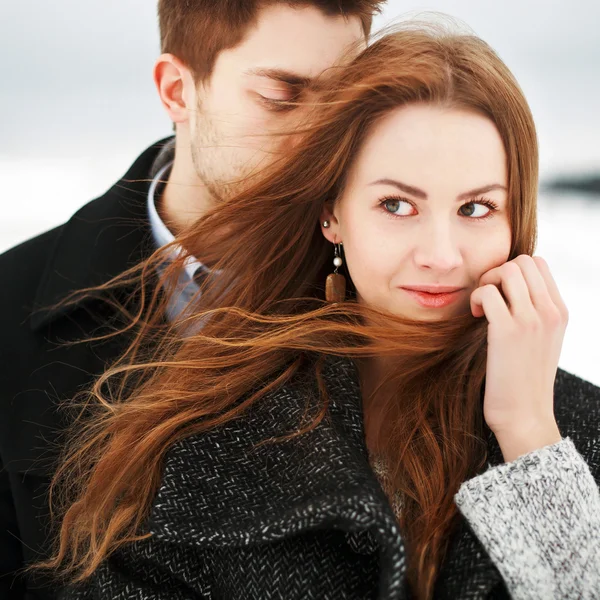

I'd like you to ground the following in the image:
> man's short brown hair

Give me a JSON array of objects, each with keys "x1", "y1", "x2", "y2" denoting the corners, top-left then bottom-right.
[{"x1": 158, "y1": 0, "x2": 385, "y2": 81}]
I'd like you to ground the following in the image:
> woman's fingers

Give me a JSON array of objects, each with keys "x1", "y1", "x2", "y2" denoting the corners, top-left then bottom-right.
[
  {"x1": 474, "y1": 255, "x2": 566, "y2": 327},
  {"x1": 511, "y1": 255, "x2": 552, "y2": 309},
  {"x1": 532, "y1": 256, "x2": 569, "y2": 322},
  {"x1": 477, "y1": 259, "x2": 535, "y2": 319},
  {"x1": 470, "y1": 283, "x2": 511, "y2": 324}
]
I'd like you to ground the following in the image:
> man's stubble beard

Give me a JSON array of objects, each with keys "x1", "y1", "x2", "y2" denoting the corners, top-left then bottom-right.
[{"x1": 191, "y1": 108, "x2": 270, "y2": 205}]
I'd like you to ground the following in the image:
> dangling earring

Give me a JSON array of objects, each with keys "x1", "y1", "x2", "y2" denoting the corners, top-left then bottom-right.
[{"x1": 325, "y1": 243, "x2": 346, "y2": 302}]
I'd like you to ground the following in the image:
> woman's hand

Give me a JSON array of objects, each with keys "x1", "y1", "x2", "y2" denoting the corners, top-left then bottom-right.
[{"x1": 470, "y1": 255, "x2": 568, "y2": 462}]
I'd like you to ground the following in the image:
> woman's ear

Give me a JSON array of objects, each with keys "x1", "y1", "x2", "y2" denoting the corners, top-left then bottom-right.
[{"x1": 319, "y1": 203, "x2": 342, "y2": 244}]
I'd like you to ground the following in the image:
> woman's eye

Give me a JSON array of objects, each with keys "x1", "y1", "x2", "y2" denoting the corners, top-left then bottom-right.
[
  {"x1": 382, "y1": 198, "x2": 414, "y2": 216},
  {"x1": 459, "y1": 202, "x2": 492, "y2": 218}
]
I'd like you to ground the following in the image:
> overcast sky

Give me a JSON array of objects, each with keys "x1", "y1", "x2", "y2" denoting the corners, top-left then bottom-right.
[
  {"x1": 3, "y1": 1, "x2": 599, "y2": 82},
  {"x1": 1, "y1": 0, "x2": 599, "y2": 171}
]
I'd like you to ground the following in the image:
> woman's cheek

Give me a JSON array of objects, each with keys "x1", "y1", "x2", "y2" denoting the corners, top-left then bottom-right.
[
  {"x1": 468, "y1": 223, "x2": 512, "y2": 281},
  {"x1": 343, "y1": 228, "x2": 397, "y2": 302}
]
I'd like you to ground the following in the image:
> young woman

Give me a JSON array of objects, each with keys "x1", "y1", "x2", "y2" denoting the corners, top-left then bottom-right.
[{"x1": 38, "y1": 25, "x2": 599, "y2": 600}]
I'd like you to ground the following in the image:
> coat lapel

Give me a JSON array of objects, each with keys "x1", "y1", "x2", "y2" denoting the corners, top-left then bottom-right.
[
  {"x1": 148, "y1": 355, "x2": 409, "y2": 598},
  {"x1": 29, "y1": 138, "x2": 173, "y2": 331},
  {"x1": 146, "y1": 356, "x2": 513, "y2": 598}
]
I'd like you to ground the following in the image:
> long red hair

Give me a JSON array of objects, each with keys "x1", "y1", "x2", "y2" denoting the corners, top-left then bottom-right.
[{"x1": 35, "y1": 24, "x2": 538, "y2": 599}]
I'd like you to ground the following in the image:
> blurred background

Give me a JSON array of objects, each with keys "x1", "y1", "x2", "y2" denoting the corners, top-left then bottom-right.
[{"x1": 1, "y1": 0, "x2": 598, "y2": 384}]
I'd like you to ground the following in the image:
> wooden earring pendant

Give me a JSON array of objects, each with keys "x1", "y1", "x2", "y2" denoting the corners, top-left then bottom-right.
[{"x1": 325, "y1": 243, "x2": 346, "y2": 302}]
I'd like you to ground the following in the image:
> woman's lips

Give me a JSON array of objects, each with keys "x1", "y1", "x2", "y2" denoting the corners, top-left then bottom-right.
[{"x1": 400, "y1": 287, "x2": 465, "y2": 308}]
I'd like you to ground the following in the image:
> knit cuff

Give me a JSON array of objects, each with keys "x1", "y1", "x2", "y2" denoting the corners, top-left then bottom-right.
[{"x1": 454, "y1": 437, "x2": 600, "y2": 599}]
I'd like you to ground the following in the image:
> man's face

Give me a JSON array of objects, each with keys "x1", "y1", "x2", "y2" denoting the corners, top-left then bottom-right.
[{"x1": 189, "y1": 4, "x2": 365, "y2": 202}]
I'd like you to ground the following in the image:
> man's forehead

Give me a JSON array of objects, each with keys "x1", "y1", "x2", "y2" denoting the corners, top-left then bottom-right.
[{"x1": 227, "y1": 5, "x2": 365, "y2": 80}]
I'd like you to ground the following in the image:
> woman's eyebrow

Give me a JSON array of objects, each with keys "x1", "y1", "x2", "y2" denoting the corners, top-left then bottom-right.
[
  {"x1": 370, "y1": 179, "x2": 507, "y2": 200},
  {"x1": 369, "y1": 179, "x2": 427, "y2": 198},
  {"x1": 457, "y1": 184, "x2": 507, "y2": 200}
]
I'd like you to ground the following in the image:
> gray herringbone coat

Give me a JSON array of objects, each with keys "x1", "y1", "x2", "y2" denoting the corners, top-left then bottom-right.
[{"x1": 60, "y1": 355, "x2": 600, "y2": 600}]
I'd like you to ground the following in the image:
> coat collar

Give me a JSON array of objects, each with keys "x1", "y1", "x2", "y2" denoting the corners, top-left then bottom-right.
[
  {"x1": 147, "y1": 355, "x2": 506, "y2": 599},
  {"x1": 29, "y1": 137, "x2": 174, "y2": 331}
]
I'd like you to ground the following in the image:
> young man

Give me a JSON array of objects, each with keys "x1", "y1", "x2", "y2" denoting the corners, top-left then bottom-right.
[{"x1": 0, "y1": 1, "x2": 384, "y2": 598}]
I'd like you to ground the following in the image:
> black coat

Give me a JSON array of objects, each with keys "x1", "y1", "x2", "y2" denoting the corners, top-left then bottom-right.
[
  {"x1": 0, "y1": 139, "x2": 170, "y2": 599},
  {"x1": 58, "y1": 355, "x2": 600, "y2": 600},
  {"x1": 1, "y1": 140, "x2": 599, "y2": 599}
]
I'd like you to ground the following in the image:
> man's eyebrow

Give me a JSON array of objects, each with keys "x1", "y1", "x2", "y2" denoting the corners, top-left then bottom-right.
[
  {"x1": 370, "y1": 179, "x2": 507, "y2": 201},
  {"x1": 245, "y1": 68, "x2": 316, "y2": 89}
]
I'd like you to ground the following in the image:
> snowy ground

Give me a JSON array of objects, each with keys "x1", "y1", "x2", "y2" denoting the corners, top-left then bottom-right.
[{"x1": 536, "y1": 193, "x2": 600, "y2": 386}]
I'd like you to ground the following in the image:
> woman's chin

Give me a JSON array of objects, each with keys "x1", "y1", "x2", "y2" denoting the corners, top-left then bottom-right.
[
  {"x1": 386, "y1": 302, "x2": 469, "y2": 322},
  {"x1": 356, "y1": 294, "x2": 468, "y2": 322}
]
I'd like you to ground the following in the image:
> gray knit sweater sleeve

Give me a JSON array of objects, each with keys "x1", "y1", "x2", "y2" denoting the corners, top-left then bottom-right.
[{"x1": 454, "y1": 437, "x2": 600, "y2": 599}]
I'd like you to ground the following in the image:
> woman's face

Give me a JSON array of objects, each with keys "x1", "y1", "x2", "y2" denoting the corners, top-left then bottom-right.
[{"x1": 321, "y1": 103, "x2": 512, "y2": 321}]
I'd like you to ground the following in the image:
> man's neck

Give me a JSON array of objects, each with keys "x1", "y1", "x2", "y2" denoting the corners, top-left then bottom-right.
[{"x1": 157, "y1": 142, "x2": 215, "y2": 237}]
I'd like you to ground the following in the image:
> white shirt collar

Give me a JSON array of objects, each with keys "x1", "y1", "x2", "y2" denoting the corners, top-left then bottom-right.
[{"x1": 147, "y1": 161, "x2": 204, "y2": 281}]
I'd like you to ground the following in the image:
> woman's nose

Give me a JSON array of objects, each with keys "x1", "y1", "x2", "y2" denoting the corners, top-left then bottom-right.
[{"x1": 412, "y1": 223, "x2": 463, "y2": 272}]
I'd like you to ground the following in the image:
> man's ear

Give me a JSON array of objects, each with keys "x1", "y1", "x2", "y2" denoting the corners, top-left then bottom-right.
[
  {"x1": 153, "y1": 53, "x2": 196, "y2": 124},
  {"x1": 319, "y1": 202, "x2": 342, "y2": 244}
]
